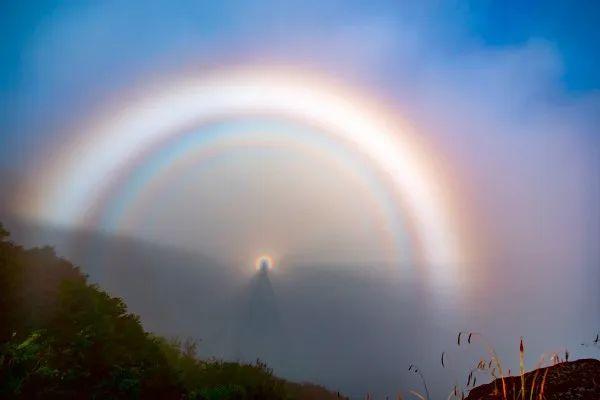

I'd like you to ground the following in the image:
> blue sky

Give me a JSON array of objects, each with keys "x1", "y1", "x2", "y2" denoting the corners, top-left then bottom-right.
[
  {"x1": 1, "y1": 1, "x2": 599, "y2": 232},
  {"x1": 2, "y1": 1, "x2": 598, "y2": 93},
  {"x1": 2, "y1": 1, "x2": 599, "y2": 102},
  {"x1": 1, "y1": 1, "x2": 599, "y2": 262},
  {"x1": 466, "y1": 1, "x2": 599, "y2": 90}
]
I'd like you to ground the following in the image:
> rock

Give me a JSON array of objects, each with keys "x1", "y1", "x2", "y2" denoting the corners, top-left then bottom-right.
[{"x1": 465, "y1": 358, "x2": 600, "y2": 400}]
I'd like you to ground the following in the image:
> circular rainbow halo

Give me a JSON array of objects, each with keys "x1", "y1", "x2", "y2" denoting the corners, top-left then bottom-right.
[
  {"x1": 255, "y1": 255, "x2": 274, "y2": 272},
  {"x1": 18, "y1": 66, "x2": 474, "y2": 294}
]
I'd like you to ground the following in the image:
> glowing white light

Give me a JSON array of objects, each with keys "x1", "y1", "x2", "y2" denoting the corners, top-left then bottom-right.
[{"x1": 255, "y1": 255, "x2": 274, "y2": 272}]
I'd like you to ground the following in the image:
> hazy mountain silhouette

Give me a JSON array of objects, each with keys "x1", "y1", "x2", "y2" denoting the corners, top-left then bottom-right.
[
  {"x1": 0, "y1": 220, "x2": 347, "y2": 399},
  {"x1": 0, "y1": 217, "x2": 434, "y2": 395},
  {"x1": 3, "y1": 216, "x2": 597, "y2": 398},
  {"x1": 1, "y1": 217, "x2": 243, "y2": 356}
]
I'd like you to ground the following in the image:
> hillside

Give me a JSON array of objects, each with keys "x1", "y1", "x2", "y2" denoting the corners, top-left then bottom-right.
[
  {"x1": 0, "y1": 222, "x2": 343, "y2": 399},
  {"x1": 466, "y1": 359, "x2": 600, "y2": 400}
]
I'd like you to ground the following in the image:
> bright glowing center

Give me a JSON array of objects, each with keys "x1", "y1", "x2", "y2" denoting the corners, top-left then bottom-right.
[{"x1": 255, "y1": 255, "x2": 274, "y2": 272}]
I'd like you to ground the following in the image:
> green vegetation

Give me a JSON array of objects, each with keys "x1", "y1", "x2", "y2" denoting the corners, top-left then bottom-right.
[{"x1": 0, "y1": 223, "x2": 341, "y2": 399}]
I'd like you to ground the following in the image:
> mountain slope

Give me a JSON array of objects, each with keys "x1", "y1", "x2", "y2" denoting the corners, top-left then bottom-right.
[
  {"x1": 0, "y1": 222, "x2": 343, "y2": 399},
  {"x1": 466, "y1": 359, "x2": 600, "y2": 400}
]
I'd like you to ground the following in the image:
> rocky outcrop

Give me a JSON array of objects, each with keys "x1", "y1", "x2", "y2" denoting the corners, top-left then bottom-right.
[{"x1": 466, "y1": 358, "x2": 600, "y2": 400}]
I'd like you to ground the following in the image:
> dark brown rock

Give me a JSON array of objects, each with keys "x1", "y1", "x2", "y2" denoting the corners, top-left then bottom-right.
[{"x1": 465, "y1": 358, "x2": 600, "y2": 400}]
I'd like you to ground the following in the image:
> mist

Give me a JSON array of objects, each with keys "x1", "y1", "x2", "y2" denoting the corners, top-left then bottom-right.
[{"x1": 1, "y1": 1, "x2": 599, "y2": 398}]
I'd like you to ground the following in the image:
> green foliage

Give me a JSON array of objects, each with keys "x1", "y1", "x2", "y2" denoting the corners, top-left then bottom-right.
[
  {"x1": 0, "y1": 223, "x2": 8, "y2": 241},
  {"x1": 0, "y1": 222, "x2": 331, "y2": 400}
]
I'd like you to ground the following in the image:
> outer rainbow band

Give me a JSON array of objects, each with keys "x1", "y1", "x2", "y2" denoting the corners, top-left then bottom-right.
[{"x1": 19, "y1": 67, "x2": 472, "y2": 289}]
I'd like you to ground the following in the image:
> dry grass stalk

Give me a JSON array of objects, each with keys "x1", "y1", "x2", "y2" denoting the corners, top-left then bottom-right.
[
  {"x1": 520, "y1": 337, "x2": 526, "y2": 399},
  {"x1": 409, "y1": 390, "x2": 426, "y2": 400},
  {"x1": 537, "y1": 368, "x2": 550, "y2": 400}
]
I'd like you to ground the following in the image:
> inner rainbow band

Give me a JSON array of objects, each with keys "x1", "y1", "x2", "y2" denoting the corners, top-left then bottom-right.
[{"x1": 20, "y1": 67, "x2": 472, "y2": 288}]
